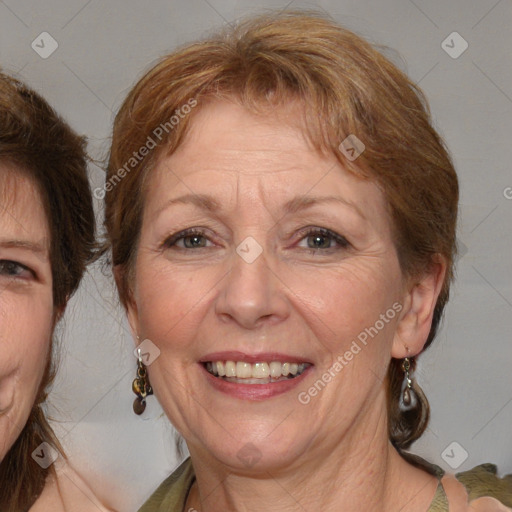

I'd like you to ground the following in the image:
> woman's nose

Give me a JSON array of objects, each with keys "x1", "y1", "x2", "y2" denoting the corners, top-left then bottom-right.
[{"x1": 214, "y1": 238, "x2": 290, "y2": 329}]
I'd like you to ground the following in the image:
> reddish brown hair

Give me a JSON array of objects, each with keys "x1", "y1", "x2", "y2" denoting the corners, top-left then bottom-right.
[
  {"x1": 0, "y1": 71, "x2": 96, "y2": 511},
  {"x1": 104, "y1": 11, "x2": 458, "y2": 453}
]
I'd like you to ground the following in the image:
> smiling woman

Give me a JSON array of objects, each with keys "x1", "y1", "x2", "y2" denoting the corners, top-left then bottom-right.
[
  {"x1": 0, "y1": 71, "x2": 113, "y2": 511},
  {"x1": 103, "y1": 10, "x2": 512, "y2": 512}
]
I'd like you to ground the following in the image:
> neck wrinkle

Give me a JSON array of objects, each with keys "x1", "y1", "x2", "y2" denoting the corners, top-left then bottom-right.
[{"x1": 188, "y1": 393, "x2": 405, "y2": 511}]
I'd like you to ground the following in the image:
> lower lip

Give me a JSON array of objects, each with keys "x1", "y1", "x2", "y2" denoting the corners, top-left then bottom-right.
[{"x1": 200, "y1": 364, "x2": 313, "y2": 401}]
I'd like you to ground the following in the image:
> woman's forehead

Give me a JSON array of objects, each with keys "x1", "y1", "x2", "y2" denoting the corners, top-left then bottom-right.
[
  {"x1": 145, "y1": 101, "x2": 385, "y2": 222},
  {"x1": 0, "y1": 166, "x2": 49, "y2": 242},
  {"x1": 174, "y1": 98, "x2": 316, "y2": 156}
]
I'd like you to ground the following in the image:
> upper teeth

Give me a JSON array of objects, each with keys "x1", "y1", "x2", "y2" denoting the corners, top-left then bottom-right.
[{"x1": 205, "y1": 361, "x2": 309, "y2": 379}]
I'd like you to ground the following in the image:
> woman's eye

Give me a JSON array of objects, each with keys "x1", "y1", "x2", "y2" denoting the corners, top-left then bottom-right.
[
  {"x1": 162, "y1": 227, "x2": 349, "y2": 254},
  {"x1": 297, "y1": 228, "x2": 350, "y2": 253},
  {"x1": 163, "y1": 228, "x2": 213, "y2": 250},
  {"x1": 0, "y1": 260, "x2": 34, "y2": 279}
]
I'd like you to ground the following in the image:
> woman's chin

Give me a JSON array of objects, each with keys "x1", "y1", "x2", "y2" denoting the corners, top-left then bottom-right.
[{"x1": 196, "y1": 433, "x2": 309, "y2": 474}]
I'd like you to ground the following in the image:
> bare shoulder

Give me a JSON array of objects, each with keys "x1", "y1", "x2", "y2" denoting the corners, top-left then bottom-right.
[
  {"x1": 455, "y1": 463, "x2": 512, "y2": 508},
  {"x1": 437, "y1": 464, "x2": 512, "y2": 511}
]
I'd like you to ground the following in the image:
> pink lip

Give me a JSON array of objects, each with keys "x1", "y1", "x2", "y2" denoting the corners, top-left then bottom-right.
[
  {"x1": 198, "y1": 361, "x2": 314, "y2": 401},
  {"x1": 199, "y1": 351, "x2": 312, "y2": 364}
]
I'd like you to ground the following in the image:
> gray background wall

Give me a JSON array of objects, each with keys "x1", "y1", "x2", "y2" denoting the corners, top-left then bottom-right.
[{"x1": 1, "y1": 0, "x2": 511, "y2": 509}]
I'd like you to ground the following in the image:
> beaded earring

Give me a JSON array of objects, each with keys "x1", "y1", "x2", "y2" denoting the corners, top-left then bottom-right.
[
  {"x1": 399, "y1": 357, "x2": 418, "y2": 412},
  {"x1": 132, "y1": 347, "x2": 153, "y2": 415}
]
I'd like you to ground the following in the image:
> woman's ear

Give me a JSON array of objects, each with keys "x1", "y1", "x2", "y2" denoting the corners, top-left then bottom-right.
[
  {"x1": 392, "y1": 255, "x2": 447, "y2": 359},
  {"x1": 114, "y1": 264, "x2": 140, "y2": 340}
]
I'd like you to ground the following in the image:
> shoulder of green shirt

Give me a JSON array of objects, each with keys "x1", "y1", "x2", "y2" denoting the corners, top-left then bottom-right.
[
  {"x1": 137, "y1": 456, "x2": 512, "y2": 511},
  {"x1": 405, "y1": 452, "x2": 512, "y2": 510},
  {"x1": 455, "y1": 463, "x2": 512, "y2": 507},
  {"x1": 137, "y1": 457, "x2": 195, "y2": 512}
]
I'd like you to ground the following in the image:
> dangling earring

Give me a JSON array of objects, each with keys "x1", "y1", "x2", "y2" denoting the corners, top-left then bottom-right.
[
  {"x1": 132, "y1": 346, "x2": 153, "y2": 415},
  {"x1": 399, "y1": 357, "x2": 418, "y2": 412}
]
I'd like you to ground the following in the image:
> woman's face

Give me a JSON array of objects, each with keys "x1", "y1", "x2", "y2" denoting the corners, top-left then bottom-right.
[
  {"x1": 0, "y1": 170, "x2": 53, "y2": 461},
  {"x1": 127, "y1": 100, "x2": 414, "y2": 472}
]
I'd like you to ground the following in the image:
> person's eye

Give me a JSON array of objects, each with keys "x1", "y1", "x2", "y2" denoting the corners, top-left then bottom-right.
[
  {"x1": 0, "y1": 260, "x2": 35, "y2": 279},
  {"x1": 296, "y1": 227, "x2": 350, "y2": 254},
  {"x1": 162, "y1": 228, "x2": 214, "y2": 250}
]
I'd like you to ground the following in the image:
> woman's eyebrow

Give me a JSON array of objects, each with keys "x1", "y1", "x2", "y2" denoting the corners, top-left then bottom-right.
[
  {"x1": 154, "y1": 193, "x2": 365, "y2": 219},
  {"x1": 0, "y1": 238, "x2": 48, "y2": 256},
  {"x1": 155, "y1": 193, "x2": 220, "y2": 217},
  {"x1": 283, "y1": 195, "x2": 365, "y2": 219}
]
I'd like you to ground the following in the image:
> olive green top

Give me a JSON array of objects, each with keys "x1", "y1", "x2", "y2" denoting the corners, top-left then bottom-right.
[{"x1": 138, "y1": 457, "x2": 512, "y2": 511}]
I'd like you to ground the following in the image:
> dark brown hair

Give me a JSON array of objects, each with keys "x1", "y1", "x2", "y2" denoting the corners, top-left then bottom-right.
[
  {"x1": 104, "y1": 11, "x2": 458, "y2": 455},
  {"x1": 0, "y1": 71, "x2": 96, "y2": 511}
]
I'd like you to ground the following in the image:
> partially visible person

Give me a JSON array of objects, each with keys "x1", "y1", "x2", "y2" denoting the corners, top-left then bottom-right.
[
  {"x1": 104, "y1": 11, "x2": 511, "y2": 512},
  {"x1": 0, "y1": 71, "x2": 114, "y2": 511}
]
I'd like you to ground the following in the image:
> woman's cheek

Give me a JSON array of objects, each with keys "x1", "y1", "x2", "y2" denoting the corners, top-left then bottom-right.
[
  {"x1": 18, "y1": 293, "x2": 53, "y2": 380},
  {"x1": 0, "y1": 291, "x2": 53, "y2": 456},
  {"x1": 136, "y1": 262, "x2": 216, "y2": 326}
]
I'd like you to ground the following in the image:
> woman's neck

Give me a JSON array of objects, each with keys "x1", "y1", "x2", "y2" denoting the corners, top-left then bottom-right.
[{"x1": 185, "y1": 406, "x2": 439, "y2": 512}]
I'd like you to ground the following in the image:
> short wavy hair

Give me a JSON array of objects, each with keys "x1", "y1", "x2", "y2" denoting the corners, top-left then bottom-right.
[{"x1": 104, "y1": 10, "x2": 458, "y2": 455}]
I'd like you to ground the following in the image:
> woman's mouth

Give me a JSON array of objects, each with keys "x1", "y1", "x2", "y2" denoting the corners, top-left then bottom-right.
[{"x1": 203, "y1": 361, "x2": 312, "y2": 384}]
